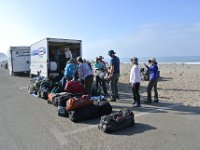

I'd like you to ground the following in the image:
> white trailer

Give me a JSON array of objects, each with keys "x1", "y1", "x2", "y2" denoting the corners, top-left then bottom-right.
[
  {"x1": 7, "y1": 46, "x2": 30, "y2": 75},
  {"x1": 30, "y1": 38, "x2": 82, "y2": 80}
]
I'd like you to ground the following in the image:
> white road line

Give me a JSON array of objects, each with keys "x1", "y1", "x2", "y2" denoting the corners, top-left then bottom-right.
[{"x1": 50, "y1": 103, "x2": 181, "y2": 145}]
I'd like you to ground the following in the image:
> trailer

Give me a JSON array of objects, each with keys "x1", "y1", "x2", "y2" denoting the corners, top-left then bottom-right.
[
  {"x1": 30, "y1": 38, "x2": 82, "y2": 80},
  {"x1": 7, "y1": 46, "x2": 30, "y2": 75}
]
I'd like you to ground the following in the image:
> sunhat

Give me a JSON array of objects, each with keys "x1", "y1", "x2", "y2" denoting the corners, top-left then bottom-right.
[
  {"x1": 98, "y1": 56, "x2": 104, "y2": 59},
  {"x1": 148, "y1": 58, "x2": 157, "y2": 63},
  {"x1": 108, "y1": 50, "x2": 116, "y2": 55}
]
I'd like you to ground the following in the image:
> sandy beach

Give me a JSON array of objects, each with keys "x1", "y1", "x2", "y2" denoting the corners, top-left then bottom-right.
[{"x1": 119, "y1": 63, "x2": 200, "y2": 106}]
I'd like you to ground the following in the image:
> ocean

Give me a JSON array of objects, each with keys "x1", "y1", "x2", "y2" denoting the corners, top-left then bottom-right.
[{"x1": 119, "y1": 56, "x2": 200, "y2": 64}]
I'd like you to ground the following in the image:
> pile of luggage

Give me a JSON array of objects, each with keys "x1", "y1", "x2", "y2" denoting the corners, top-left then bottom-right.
[{"x1": 28, "y1": 77, "x2": 135, "y2": 133}]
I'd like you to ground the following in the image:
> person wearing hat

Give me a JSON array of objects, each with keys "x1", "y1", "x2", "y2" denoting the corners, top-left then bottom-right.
[
  {"x1": 98, "y1": 56, "x2": 106, "y2": 65},
  {"x1": 129, "y1": 57, "x2": 141, "y2": 107},
  {"x1": 144, "y1": 58, "x2": 159, "y2": 103},
  {"x1": 94, "y1": 57, "x2": 108, "y2": 95},
  {"x1": 107, "y1": 50, "x2": 120, "y2": 102}
]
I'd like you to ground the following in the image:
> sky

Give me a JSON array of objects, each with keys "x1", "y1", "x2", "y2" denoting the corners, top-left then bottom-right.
[{"x1": 0, "y1": 0, "x2": 200, "y2": 59}]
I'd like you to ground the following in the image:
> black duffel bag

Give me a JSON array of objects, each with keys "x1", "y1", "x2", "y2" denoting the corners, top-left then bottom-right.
[
  {"x1": 57, "y1": 92, "x2": 75, "y2": 107},
  {"x1": 98, "y1": 108, "x2": 135, "y2": 133},
  {"x1": 93, "y1": 99, "x2": 112, "y2": 116},
  {"x1": 58, "y1": 106, "x2": 68, "y2": 117},
  {"x1": 38, "y1": 86, "x2": 50, "y2": 99},
  {"x1": 68, "y1": 105, "x2": 99, "y2": 122}
]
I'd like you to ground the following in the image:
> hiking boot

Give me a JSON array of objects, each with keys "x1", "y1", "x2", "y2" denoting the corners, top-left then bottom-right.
[
  {"x1": 153, "y1": 100, "x2": 159, "y2": 103},
  {"x1": 108, "y1": 97, "x2": 116, "y2": 102},
  {"x1": 115, "y1": 95, "x2": 120, "y2": 99},
  {"x1": 133, "y1": 104, "x2": 141, "y2": 107},
  {"x1": 132, "y1": 101, "x2": 136, "y2": 105},
  {"x1": 144, "y1": 100, "x2": 152, "y2": 104}
]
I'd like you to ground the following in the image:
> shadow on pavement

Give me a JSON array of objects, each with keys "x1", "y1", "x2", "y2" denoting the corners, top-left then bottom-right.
[
  {"x1": 114, "y1": 82, "x2": 200, "y2": 116},
  {"x1": 112, "y1": 100, "x2": 200, "y2": 116},
  {"x1": 112, "y1": 122, "x2": 156, "y2": 136},
  {"x1": 79, "y1": 118, "x2": 100, "y2": 125}
]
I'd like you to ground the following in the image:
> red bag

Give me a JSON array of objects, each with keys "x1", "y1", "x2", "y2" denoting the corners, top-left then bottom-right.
[
  {"x1": 65, "y1": 81, "x2": 85, "y2": 94},
  {"x1": 66, "y1": 95, "x2": 93, "y2": 111}
]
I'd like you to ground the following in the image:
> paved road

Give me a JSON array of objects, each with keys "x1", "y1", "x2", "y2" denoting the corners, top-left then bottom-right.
[{"x1": 0, "y1": 68, "x2": 200, "y2": 150}]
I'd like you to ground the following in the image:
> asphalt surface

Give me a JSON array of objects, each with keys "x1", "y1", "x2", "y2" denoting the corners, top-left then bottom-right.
[{"x1": 0, "y1": 68, "x2": 200, "y2": 150}]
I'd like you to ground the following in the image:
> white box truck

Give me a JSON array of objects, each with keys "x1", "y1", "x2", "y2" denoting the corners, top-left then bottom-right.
[
  {"x1": 7, "y1": 46, "x2": 30, "y2": 75},
  {"x1": 30, "y1": 38, "x2": 82, "y2": 80}
]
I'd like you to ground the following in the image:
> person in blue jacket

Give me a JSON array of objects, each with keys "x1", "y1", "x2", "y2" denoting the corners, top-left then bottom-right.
[
  {"x1": 144, "y1": 58, "x2": 159, "y2": 103},
  {"x1": 61, "y1": 59, "x2": 75, "y2": 90}
]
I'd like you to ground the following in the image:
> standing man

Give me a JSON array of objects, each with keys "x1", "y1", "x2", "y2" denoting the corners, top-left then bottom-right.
[
  {"x1": 129, "y1": 57, "x2": 141, "y2": 107},
  {"x1": 107, "y1": 50, "x2": 120, "y2": 102},
  {"x1": 144, "y1": 58, "x2": 159, "y2": 103},
  {"x1": 76, "y1": 56, "x2": 93, "y2": 95}
]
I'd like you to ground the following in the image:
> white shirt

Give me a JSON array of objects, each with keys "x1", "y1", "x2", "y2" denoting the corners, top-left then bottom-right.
[
  {"x1": 79, "y1": 62, "x2": 93, "y2": 80},
  {"x1": 130, "y1": 64, "x2": 141, "y2": 84},
  {"x1": 65, "y1": 50, "x2": 72, "y2": 59}
]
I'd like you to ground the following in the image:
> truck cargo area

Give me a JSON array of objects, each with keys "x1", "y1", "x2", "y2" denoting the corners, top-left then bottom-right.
[{"x1": 48, "y1": 41, "x2": 81, "y2": 80}]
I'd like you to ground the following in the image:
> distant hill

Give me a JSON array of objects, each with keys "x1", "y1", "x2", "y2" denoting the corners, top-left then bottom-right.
[{"x1": 0, "y1": 52, "x2": 7, "y2": 62}]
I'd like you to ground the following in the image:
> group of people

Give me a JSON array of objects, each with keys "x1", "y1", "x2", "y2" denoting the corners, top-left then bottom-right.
[
  {"x1": 61, "y1": 49, "x2": 159, "y2": 108},
  {"x1": 129, "y1": 57, "x2": 159, "y2": 107}
]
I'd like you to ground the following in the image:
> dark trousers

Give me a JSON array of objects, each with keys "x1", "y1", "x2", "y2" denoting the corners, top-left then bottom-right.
[
  {"x1": 109, "y1": 73, "x2": 120, "y2": 98},
  {"x1": 147, "y1": 79, "x2": 158, "y2": 101},
  {"x1": 131, "y1": 83, "x2": 140, "y2": 105},
  {"x1": 96, "y1": 76, "x2": 108, "y2": 94},
  {"x1": 84, "y1": 75, "x2": 93, "y2": 95}
]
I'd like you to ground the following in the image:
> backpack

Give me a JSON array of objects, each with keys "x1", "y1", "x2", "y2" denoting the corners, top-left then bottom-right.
[
  {"x1": 47, "y1": 92, "x2": 69, "y2": 106},
  {"x1": 57, "y1": 92, "x2": 75, "y2": 107},
  {"x1": 98, "y1": 108, "x2": 135, "y2": 133},
  {"x1": 58, "y1": 106, "x2": 68, "y2": 117}
]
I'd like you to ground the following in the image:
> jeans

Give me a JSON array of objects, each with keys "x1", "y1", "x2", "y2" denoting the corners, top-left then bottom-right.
[
  {"x1": 109, "y1": 73, "x2": 120, "y2": 98},
  {"x1": 147, "y1": 79, "x2": 158, "y2": 101},
  {"x1": 131, "y1": 83, "x2": 140, "y2": 105}
]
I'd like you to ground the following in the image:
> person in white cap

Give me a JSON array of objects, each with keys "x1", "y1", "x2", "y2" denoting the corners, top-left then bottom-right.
[
  {"x1": 129, "y1": 57, "x2": 141, "y2": 107},
  {"x1": 144, "y1": 58, "x2": 159, "y2": 103}
]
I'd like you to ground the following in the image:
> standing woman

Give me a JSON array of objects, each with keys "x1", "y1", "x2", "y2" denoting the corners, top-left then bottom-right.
[
  {"x1": 144, "y1": 58, "x2": 159, "y2": 103},
  {"x1": 129, "y1": 57, "x2": 141, "y2": 107},
  {"x1": 76, "y1": 56, "x2": 93, "y2": 95}
]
